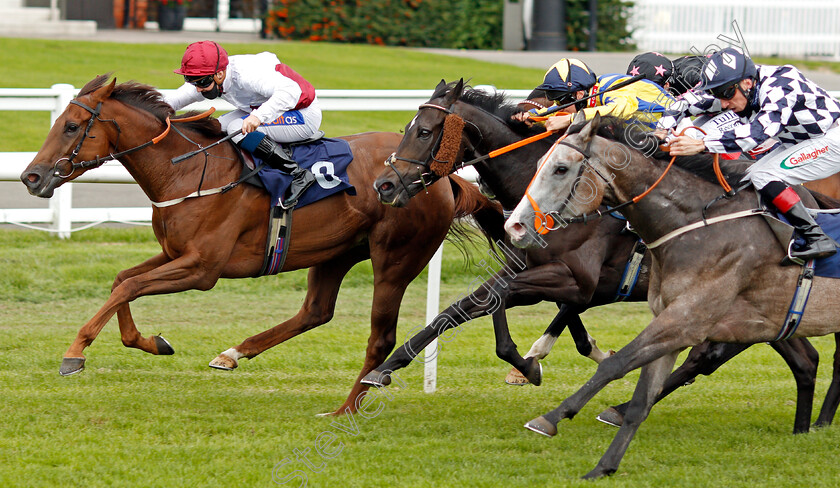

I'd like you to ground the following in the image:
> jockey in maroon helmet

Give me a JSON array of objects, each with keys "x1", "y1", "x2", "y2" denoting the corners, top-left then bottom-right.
[{"x1": 165, "y1": 40, "x2": 320, "y2": 204}]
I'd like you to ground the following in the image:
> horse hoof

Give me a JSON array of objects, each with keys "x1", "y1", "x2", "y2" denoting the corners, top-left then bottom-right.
[
  {"x1": 154, "y1": 335, "x2": 175, "y2": 355},
  {"x1": 59, "y1": 357, "x2": 85, "y2": 376},
  {"x1": 360, "y1": 370, "x2": 391, "y2": 387},
  {"x1": 504, "y1": 367, "x2": 529, "y2": 386},
  {"x1": 582, "y1": 466, "x2": 615, "y2": 480},
  {"x1": 315, "y1": 410, "x2": 342, "y2": 417},
  {"x1": 596, "y1": 407, "x2": 624, "y2": 427},
  {"x1": 523, "y1": 416, "x2": 557, "y2": 437},
  {"x1": 208, "y1": 354, "x2": 237, "y2": 371},
  {"x1": 525, "y1": 358, "x2": 543, "y2": 386}
]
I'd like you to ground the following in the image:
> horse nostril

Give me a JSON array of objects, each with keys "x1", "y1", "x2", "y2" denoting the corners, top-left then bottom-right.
[
  {"x1": 379, "y1": 181, "x2": 394, "y2": 194},
  {"x1": 24, "y1": 172, "x2": 41, "y2": 187}
]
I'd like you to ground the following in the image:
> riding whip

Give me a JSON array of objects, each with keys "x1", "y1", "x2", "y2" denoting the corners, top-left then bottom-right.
[{"x1": 538, "y1": 73, "x2": 646, "y2": 117}]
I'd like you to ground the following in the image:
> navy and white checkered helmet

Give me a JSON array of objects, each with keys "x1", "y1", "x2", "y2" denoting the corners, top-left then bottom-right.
[{"x1": 699, "y1": 47, "x2": 757, "y2": 91}]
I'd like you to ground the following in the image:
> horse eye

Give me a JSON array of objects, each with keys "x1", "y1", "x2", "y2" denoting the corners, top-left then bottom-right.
[
  {"x1": 417, "y1": 128, "x2": 432, "y2": 139},
  {"x1": 65, "y1": 123, "x2": 79, "y2": 134},
  {"x1": 554, "y1": 165, "x2": 569, "y2": 176}
]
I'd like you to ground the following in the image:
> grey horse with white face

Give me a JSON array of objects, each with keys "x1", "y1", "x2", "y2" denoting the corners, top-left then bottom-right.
[{"x1": 505, "y1": 113, "x2": 840, "y2": 479}]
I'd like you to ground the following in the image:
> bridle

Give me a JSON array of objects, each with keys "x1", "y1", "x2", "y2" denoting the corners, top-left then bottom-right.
[
  {"x1": 525, "y1": 126, "x2": 733, "y2": 234},
  {"x1": 383, "y1": 102, "x2": 481, "y2": 194},
  {"x1": 52, "y1": 98, "x2": 171, "y2": 179},
  {"x1": 523, "y1": 134, "x2": 618, "y2": 234},
  {"x1": 384, "y1": 100, "x2": 556, "y2": 195}
]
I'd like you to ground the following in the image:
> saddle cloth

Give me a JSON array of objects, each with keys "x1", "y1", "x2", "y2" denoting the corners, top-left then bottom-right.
[
  {"x1": 255, "y1": 137, "x2": 356, "y2": 208},
  {"x1": 772, "y1": 210, "x2": 840, "y2": 278}
]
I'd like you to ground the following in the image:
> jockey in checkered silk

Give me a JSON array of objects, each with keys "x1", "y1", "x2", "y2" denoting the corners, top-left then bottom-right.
[
  {"x1": 516, "y1": 58, "x2": 676, "y2": 131},
  {"x1": 662, "y1": 47, "x2": 840, "y2": 263},
  {"x1": 164, "y1": 40, "x2": 319, "y2": 203}
]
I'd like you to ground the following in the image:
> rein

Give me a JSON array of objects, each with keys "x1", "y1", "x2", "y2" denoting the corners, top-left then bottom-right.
[
  {"x1": 53, "y1": 99, "x2": 257, "y2": 208},
  {"x1": 53, "y1": 99, "x2": 176, "y2": 179},
  {"x1": 384, "y1": 102, "x2": 560, "y2": 193},
  {"x1": 528, "y1": 126, "x2": 732, "y2": 234}
]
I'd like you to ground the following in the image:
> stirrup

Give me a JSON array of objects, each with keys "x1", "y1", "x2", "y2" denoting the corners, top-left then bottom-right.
[
  {"x1": 279, "y1": 170, "x2": 315, "y2": 209},
  {"x1": 781, "y1": 240, "x2": 806, "y2": 266}
]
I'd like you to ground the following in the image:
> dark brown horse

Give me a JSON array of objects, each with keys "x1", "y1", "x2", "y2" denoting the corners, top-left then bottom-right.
[
  {"x1": 19, "y1": 75, "x2": 502, "y2": 414},
  {"x1": 505, "y1": 113, "x2": 840, "y2": 478},
  {"x1": 363, "y1": 80, "x2": 821, "y2": 434}
]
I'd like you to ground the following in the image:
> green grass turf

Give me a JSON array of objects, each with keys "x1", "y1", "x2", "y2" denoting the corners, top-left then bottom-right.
[{"x1": 0, "y1": 228, "x2": 839, "y2": 487}]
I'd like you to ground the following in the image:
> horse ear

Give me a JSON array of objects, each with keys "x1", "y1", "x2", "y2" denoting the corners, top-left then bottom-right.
[
  {"x1": 436, "y1": 79, "x2": 447, "y2": 92},
  {"x1": 443, "y1": 78, "x2": 464, "y2": 106},
  {"x1": 579, "y1": 112, "x2": 601, "y2": 142},
  {"x1": 91, "y1": 78, "x2": 117, "y2": 102}
]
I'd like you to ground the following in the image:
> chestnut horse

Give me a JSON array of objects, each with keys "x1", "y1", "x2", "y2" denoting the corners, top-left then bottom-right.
[
  {"x1": 505, "y1": 113, "x2": 840, "y2": 478},
  {"x1": 19, "y1": 75, "x2": 502, "y2": 414}
]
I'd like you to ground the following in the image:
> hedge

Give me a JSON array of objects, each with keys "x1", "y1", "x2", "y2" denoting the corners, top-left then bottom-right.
[{"x1": 264, "y1": 0, "x2": 634, "y2": 51}]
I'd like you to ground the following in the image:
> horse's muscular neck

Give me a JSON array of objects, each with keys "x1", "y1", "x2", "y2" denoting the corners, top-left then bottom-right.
[
  {"x1": 609, "y1": 149, "x2": 752, "y2": 250},
  {"x1": 464, "y1": 105, "x2": 548, "y2": 210},
  {"x1": 112, "y1": 103, "x2": 235, "y2": 204}
]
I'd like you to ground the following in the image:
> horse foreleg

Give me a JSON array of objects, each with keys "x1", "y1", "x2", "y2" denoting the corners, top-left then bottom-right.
[
  {"x1": 524, "y1": 306, "x2": 701, "y2": 437},
  {"x1": 212, "y1": 253, "x2": 364, "y2": 370},
  {"x1": 563, "y1": 309, "x2": 614, "y2": 363},
  {"x1": 490, "y1": 305, "x2": 543, "y2": 386},
  {"x1": 112, "y1": 253, "x2": 176, "y2": 356},
  {"x1": 814, "y1": 333, "x2": 840, "y2": 428},
  {"x1": 583, "y1": 351, "x2": 679, "y2": 480},
  {"x1": 599, "y1": 341, "x2": 752, "y2": 427},
  {"x1": 362, "y1": 273, "x2": 519, "y2": 387},
  {"x1": 61, "y1": 252, "x2": 208, "y2": 375}
]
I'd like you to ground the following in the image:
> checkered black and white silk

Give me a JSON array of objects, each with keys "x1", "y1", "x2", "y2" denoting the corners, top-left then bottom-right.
[{"x1": 659, "y1": 65, "x2": 840, "y2": 154}]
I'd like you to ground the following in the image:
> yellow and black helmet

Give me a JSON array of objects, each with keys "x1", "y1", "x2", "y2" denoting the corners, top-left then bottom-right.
[{"x1": 536, "y1": 58, "x2": 597, "y2": 95}]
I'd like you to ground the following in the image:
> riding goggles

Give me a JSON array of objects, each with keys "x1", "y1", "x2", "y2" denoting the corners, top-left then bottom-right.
[
  {"x1": 184, "y1": 74, "x2": 216, "y2": 89},
  {"x1": 546, "y1": 91, "x2": 578, "y2": 106},
  {"x1": 710, "y1": 82, "x2": 740, "y2": 100}
]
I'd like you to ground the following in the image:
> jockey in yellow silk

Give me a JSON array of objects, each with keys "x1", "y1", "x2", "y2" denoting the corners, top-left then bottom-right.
[{"x1": 515, "y1": 58, "x2": 675, "y2": 132}]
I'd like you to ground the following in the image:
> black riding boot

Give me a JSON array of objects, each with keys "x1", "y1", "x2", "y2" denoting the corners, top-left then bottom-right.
[
  {"x1": 782, "y1": 200, "x2": 837, "y2": 263},
  {"x1": 244, "y1": 135, "x2": 315, "y2": 206}
]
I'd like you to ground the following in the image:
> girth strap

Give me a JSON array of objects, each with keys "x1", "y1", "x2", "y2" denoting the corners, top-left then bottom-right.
[
  {"x1": 775, "y1": 259, "x2": 816, "y2": 341},
  {"x1": 614, "y1": 240, "x2": 647, "y2": 302}
]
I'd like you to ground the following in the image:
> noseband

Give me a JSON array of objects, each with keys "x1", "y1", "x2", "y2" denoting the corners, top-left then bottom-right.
[
  {"x1": 384, "y1": 103, "x2": 482, "y2": 194},
  {"x1": 52, "y1": 98, "x2": 171, "y2": 179},
  {"x1": 524, "y1": 132, "x2": 622, "y2": 234}
]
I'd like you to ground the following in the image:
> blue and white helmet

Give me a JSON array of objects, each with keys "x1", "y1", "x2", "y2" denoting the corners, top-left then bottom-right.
[{"x1": 698, "y1": 47, "x2": 757, "y2": 91}]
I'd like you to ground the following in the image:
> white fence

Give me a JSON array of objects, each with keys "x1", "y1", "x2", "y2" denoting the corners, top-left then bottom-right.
[
  {"x1": 631, "y1": 0, "x2": 840, "y2": 59},
  {"x1": 1, "y1": 84, "x2": 521, "y2": 236}
]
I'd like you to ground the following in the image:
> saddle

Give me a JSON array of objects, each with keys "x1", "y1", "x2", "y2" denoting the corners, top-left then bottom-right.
[{"x1": 237, "y1": 131, "x2": 327, "y2": 190}]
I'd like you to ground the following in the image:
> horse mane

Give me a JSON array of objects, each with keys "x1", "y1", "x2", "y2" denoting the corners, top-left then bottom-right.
[
  {"x1": 567, "y1": 115, "x2": 748, "y2": 186},
  {"x1": 433, "y1": 81, "x2": 545, "y2": 137},
  {"x1": 78, "y1": 74, "x2": 224, "y2": 138}
]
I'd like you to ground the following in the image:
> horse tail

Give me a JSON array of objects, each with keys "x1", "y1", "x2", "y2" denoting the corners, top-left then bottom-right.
[{"x1": 448, "y1": 174, "x2": 506, "y2": 249}]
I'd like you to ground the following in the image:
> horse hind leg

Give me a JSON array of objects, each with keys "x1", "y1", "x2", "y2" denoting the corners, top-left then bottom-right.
[
  {"x1": 210, "y1": 252, "x2": 366, "y2": 371},
  {"x1": 767, "y1": 337, "x2": 818, "y2": 434},
  {"x1": 814, "y1": 332, "x2": 840, "y2": 428}
]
